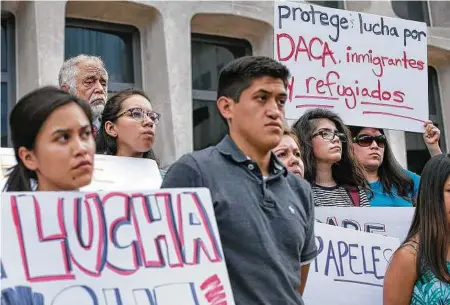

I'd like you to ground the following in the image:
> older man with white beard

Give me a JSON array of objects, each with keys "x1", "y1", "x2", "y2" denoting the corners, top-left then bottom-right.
[{"x1": 59, "y1": 55, "x2": 109, "y2": 136}]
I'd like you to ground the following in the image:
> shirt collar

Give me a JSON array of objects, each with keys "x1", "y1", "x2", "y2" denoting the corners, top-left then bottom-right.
[{"x1": 216, "y1": 135, "x2": 288, "y2": 177}]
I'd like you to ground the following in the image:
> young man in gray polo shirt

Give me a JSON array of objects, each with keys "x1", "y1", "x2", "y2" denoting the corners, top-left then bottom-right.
[{"x1": 162, "y1": 56, "x2": 317, "y2": 305}]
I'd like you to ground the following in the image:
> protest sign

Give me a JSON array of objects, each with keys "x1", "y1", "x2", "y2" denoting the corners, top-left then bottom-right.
[
  {"x1": 303, "y1": 223, "x2": 400, "y2": 305},
  {"x1": 0, "y1": 148, "x2": 162, "y2": 190},
  {"x1": 0, "y1": 189, "x2": 235, "y2": 305},
  {"x1": 315, "y1": 207, "x2": 414, "y2": 240},
  {"x1": 275, "y1": 1, "x2": 428, "y2": 132}
]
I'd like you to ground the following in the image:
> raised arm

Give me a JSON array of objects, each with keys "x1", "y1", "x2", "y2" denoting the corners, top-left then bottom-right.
[{"x1": 423, "y1": 120, "x2": 442, "y2": 157}]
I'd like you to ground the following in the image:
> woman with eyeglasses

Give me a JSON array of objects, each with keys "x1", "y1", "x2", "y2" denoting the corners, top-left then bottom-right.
[
  {"x1": 349, "y1": 121, "x2": 441, "y2": 207},
  {"x1": 292, "y1": 108, "x2": 370, "y2": 207},
  {"x1": 96, "y1": 88, "x2": 162, "y2": 167}
]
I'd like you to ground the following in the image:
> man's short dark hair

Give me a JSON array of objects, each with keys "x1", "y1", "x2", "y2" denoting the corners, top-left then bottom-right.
[{"x1": 217, "y1": 56, "x2": 290, "y2": 102}]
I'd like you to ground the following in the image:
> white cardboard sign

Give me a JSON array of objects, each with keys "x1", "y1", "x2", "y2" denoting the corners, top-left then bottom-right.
[
  {"x1": 315, "y1": 207, "x2": 415, "y2": 241},
  {"x1": 303, "y1": 223, "x2": 400, "y2": 305},
  {"x1": 0, "y1": 189, "x2": 235, "y2": 305},
  {"x1": 0, "y1": 148, "x2": 162, "y2": 191},
  {"x1": 275, "y1": 1, "x2": 428, "y2": 132}
]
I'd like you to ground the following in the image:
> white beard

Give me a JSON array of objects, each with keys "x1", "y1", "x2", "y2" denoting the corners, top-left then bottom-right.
[
  {"x1": 91, "y1": 104, "x2": 105, "y2": 118},
  {"x1": 69, "y1": 87, "x2": 106, "y2": 120}
]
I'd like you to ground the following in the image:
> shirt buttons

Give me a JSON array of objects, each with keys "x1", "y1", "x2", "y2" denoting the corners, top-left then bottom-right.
[{"x1": 248, "y1": 164, "x2": 255, "y2": 170}]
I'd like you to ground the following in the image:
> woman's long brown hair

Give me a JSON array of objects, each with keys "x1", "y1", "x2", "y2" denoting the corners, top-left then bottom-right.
[
  {"x1": 292, "y1": 108, "x2": 370, "y2": 193},
  {"x1": 404, "y1": 154, "x2": 450, "y2": 282}
]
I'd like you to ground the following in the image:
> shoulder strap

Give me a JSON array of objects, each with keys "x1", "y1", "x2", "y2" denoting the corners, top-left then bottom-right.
[{"x1": 347, "y1": 186, "x2": 361, "y2": 207}]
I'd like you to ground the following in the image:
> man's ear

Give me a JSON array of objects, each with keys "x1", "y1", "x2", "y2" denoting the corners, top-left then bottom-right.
[
  {"x1": 61, "y1": 84, "x2": 70, "y2": 93},
  {"x1": 18, "y1": 147, "x2": 38, "y2": 171},
  {"x1": 104, "y1": 121, "x2": 118, "y2": 137},
  {"x1": 217, "y1": 96, "x2": 235, "y2": 123}
]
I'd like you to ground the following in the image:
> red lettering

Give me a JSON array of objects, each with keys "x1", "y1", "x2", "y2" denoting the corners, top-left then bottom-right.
[
  {"x1": 275, "y1": 33, "x2": 337, "y2": 67},
  {"x1": 321, "y1": 41, "x2": 337, "y2": 67},
  {"x1": 417, "y1": 60, "x2": 424, "y2": 70},
  {"x1": 294, "y1": 36, "x2": 311, "y2": 62},
  {"x1": 201, "y1": 274, "x2": 228, "y2": 305},
  {"x1": 287, "y1": 76, "x2": 295, "y2": 102},
  {"x1": 316, "y1": 80, "x2": 326, "y2": 94},
  {"x1": 276, "y1": 33, "x2": 295, "y2": 61},
  {"x1": 408, "y1": 59, "x2": 417, "y2": 69},
  {"x1": 305, "y1": 76, "x2": 316, "y2": 94},
  {"x1": 381, "y1": 91, "x2": 391, "y2": 101},
  {"x1": 393, "y1": 91, "x2": 405, "y2": 103}
]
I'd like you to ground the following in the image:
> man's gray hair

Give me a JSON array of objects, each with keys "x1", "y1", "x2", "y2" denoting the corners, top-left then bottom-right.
[{"x1": 58, "y1": 54, "x2": 107, "y2": 90}]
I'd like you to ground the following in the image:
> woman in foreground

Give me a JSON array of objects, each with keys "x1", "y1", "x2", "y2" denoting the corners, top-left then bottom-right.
[
  {"x1": 3, "y1": 86, "x2": 95, "y2": 191},
  {"x1": 383, "y1": 154, "x2": 450, "y2": 305}
]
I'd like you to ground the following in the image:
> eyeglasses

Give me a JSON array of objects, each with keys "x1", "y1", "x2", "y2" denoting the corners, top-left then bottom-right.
[
  {"x1": 312, "y1": 130, "x2": 347, "y2": 142},
  {"x1": 353, "y1": 134, "x2": 387, "y2": 148},
  {"x1": 117, "y1": 107, "x2": 161, "y2": 124}
]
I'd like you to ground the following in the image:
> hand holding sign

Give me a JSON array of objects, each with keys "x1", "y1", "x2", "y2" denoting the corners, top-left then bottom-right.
[{"x1": 423, "y1": 120, "x2": 441, "y2": 145}]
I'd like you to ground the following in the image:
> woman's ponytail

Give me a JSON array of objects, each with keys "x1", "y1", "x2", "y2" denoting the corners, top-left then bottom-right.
[{"x1": 4, "y1": 162, "x2": 34, "y2": 192}]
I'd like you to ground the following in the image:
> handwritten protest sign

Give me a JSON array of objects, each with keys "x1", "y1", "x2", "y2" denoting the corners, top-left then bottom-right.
[
  {"x1": 303, "y1": 223, "x2": 400, "y2": 305},
  {"x1": 0, "y1": 189, "x2": 235, "y2": 305},
  {"x1": 275, "y1": 1, "x2": 428, "y2": 132},
  {"x1": 0, "y1": 148, "x2": 162, "y2": 190},
  {"x1": 315, "y1": 207, "x2": 414, "y2": 240}
]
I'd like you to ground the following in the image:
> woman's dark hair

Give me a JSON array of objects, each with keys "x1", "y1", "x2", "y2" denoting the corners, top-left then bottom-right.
[
  {"x1": 348, "y1": 126, "x2": 415, "y2": 201},
  {"x1": 95, "y1": 88, "x2": 159, "y2": 165},
  {"x1": 283, "y1": 125, "x2": 300, "y2": 149},
  {"x1": 292, "y1": 108, "x2": 369, "y2": 190},
  {"x1": 404, "y1": 154, "x2": 450, "y2": 283},
  {"x1": 4, "y1": 86, "x2": 92, "y2": 192}
]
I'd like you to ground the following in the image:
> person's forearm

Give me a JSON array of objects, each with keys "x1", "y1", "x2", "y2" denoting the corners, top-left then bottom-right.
[{"x1": 427, "y1": 144, "x2": 442, "y2": 157}]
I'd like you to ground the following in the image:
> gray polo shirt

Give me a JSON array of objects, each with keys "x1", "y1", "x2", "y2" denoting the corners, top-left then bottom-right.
[{"x1": 162, "y1": 135, "x2": 317, "y2": 305}]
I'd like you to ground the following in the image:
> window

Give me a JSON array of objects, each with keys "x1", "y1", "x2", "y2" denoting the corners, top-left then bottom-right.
[
  {"x1": 191, "y1": 34, "x2": 252, "y2": 150},
  {"x1": 406, "y1": 67, "x2": 445, "y2": 174},
  {"x1": 392, "y1": 1, "x2": 430, "y2": 25},
  {"x1": 308, "y1": 1, "x2": 344, "y2": 9},
  {"x1": 1, "y1": 12, "x2": 15, "y2": 147},
  {"x1": 65, "y1": 18, "x2": 141, "y2": 93}
]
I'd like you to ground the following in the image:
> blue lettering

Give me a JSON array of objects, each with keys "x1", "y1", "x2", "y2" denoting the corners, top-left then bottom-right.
[
  {"x1": 362, "y1": 246, "x2": 376, "y2": 276},
  {"x1": 337, "y1": 241, "x2": 349, "y2": 276},
  {"x1": 348, "y1": 244, "x2": 362, "y2": 275},
  {"x1": 342, "y1": 220, "x2": 360, "y2": 231},
  {"x1": 365, "y1": 223, "x2": 385, "y2": 234},
  {"x1": 1, "y1": 260, "x2": 6, "y2": 279},
  {"x1": 325, "y1": 240, "x2": 340, "y2": 276},
  {"x1": 278, "y1": 5, "x2": 291, "y2": 29},
  {"x1": 371, "y1": 246, "x2": 384, "y2": 280},
  {"x1": 313, "y1": 236, "x2": 324, "y2": 273}
]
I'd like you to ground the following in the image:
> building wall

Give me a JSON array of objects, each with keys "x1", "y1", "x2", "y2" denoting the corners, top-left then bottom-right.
[{"x1": 1, "y1": 0, "x2": 449, "y2": 169}]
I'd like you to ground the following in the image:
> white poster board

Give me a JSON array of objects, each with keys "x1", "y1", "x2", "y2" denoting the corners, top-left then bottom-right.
[
  {"x1": 0, "y1": 148, "x2": 162, "y2": 191},
  {"x1": 275, "y1": 1, "x2": 428, "y2": 132},
  {"x1": 0, "y1": 189, "x2": 235, "y2": 305},
  {"x1": 315, "y1": 207, "x2": 415, "y2": 241},
  {"x1": 303, "y1": 223, "x2": 400, "y2": 305}
]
